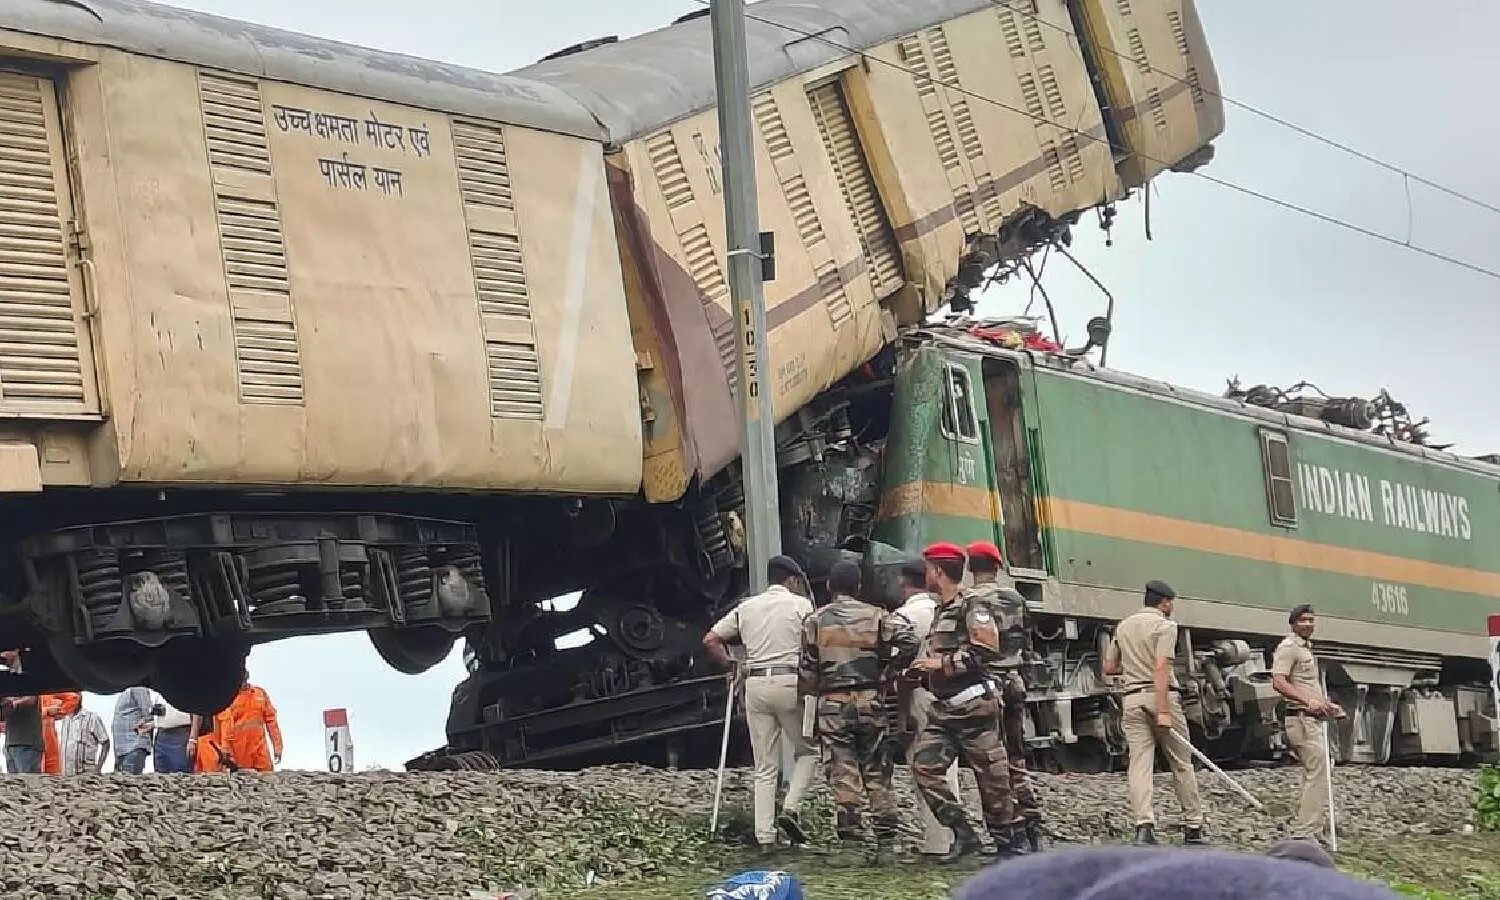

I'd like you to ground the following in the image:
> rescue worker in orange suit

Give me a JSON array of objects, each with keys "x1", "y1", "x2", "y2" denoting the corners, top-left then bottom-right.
[
  {"x1": 189, "y1": 668, "x2": 282, "y2": 772},
  {"x1": 189, "y1": 709, "x2": 234, "y2": 773},
  {"x1": 40, "y1": 692, "x2": 81, "y2": 775}
]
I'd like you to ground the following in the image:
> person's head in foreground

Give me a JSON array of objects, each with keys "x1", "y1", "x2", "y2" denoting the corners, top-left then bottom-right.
[
  {"x1": 954, "y1": 846, "x2": 1395, "y2": 900},
  {"x1": 1266, "y1": 838, "x2": 1336, "y2": 869}
]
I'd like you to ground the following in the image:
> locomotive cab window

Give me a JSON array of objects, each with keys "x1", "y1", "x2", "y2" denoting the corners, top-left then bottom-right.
[
  {"x1": 1259, "y1": 429, "x2": 1297, "y2": 528},
  {"x1": 941, "y1": 364, "x2": 979, "y2": 443}
]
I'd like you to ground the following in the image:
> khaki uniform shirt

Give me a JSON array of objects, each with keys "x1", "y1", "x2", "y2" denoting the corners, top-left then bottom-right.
[
  {"x1": 710, "y1": 584, "x2": 813, "y2": 668},
  {"x1": 1272, "y1": 633, "x2": 1323, "y2": 712},
  {"x1": 1108, "y1": 607, "x2": 1180, "y2": 691}
]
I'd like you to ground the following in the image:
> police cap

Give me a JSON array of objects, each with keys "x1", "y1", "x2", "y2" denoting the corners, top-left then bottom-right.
[
  {"x1": 1145, "y1": 580, "x2": 1176, "y2": 601},
  {"x1": 899, "y1": 557, "x2": 927, "y2": 581},
  {"x1": 965, "y1": 541, "x2": 1004, "y2": 565},
  {"x1": 921, "y1": 542, "x2": 966, "y2": 562}
]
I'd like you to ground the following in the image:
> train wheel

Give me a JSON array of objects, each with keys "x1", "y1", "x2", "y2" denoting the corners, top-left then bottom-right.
[
  {"x1": 368, "y1": 625, "x2": 456, "y2": 675},
  {"x1": 150, "y1": 637, "x2": 248, "y2": 716},
  {"x1": 45, "y1": 635, "x2": 151, "y2": 694},
  {"x1": 1051, "y1": 736, "x2": 1113, "y2": 774}
]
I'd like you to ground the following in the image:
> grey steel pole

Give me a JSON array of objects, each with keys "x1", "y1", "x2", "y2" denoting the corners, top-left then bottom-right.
[{"x1": 710, "y1": 0, "x2": 781, "y2": 594}]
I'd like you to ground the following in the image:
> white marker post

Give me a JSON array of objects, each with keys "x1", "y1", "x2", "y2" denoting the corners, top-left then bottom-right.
[{"x1": 323, "y1": 708, "x2": 353, "y2": 773}]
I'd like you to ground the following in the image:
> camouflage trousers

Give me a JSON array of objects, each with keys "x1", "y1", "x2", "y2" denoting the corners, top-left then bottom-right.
[
  {"x1": 911, "y1": 693, "x2": 1018, "y2": 830},
  {"x1": 816, "y1": 689, "x2": 899, "y2": 841},
  {"x1": 1000, "y1": 672, "x2": 1041, "y2": 817}
]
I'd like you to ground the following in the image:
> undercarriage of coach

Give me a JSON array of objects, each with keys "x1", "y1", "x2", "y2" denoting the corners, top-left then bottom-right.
[{"x1": 0, "y1": 511, "x2": 491, "y2": 715}]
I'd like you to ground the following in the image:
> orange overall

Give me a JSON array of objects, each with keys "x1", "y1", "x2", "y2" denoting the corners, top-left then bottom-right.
[
  {"x1": 195, "y1": 684, "x2": 282, "y2": 772},
  {"x1": 40, "y1": 692, "x2": 81, "y2": 775},
  {"x1": 193, "y1": 703, "x2": 239, "y2": 773},
  {"x1": 224, "y1": 684, "x2": 282, "y2": 772}
]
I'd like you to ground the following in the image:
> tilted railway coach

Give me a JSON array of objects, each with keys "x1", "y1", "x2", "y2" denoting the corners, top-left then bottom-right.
[{"x1": 0, "y1": 0, "x2": 1228, "y2": 735}]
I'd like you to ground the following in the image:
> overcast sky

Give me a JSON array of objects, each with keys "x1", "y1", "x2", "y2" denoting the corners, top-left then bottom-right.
[{"x1": 70, "y1": 0, "x2": 1500, "y2": 771}]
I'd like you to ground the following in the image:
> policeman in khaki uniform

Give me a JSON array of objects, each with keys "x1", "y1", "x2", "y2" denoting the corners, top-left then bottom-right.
[
  {"x1": 702, "y1": 555, "x2": 817, "y2": 852},
  {"x1": 798, "y1": 560, "x2": 918, "y2": 865},
  {"x1": 1102, "y1": 580, "x2": 1207, "y2": 846},
  {"x1": 909, "y1": 542, "x2": 1030, "y2": 863},
  {"x1": 1271, "y1": 603, "x2": 1343, "y2": 843},
  {"x1": 965, "y1": 539, "x2": 1044, "y2": 850}
]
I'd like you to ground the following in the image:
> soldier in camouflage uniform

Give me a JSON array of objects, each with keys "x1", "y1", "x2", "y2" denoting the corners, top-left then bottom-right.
[
  {"x1": 799, "y1": 560, "x2": 918, "y2": 865},
  {"x1": 966, "y1": 540, "x2": 1045, "y2": 851},
  {"x1": 908, "y1": 542, "x2": 1030, "y2": 864}
]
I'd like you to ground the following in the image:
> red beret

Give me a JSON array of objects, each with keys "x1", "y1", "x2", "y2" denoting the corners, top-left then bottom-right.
[
  {"x1": 921, "y1": 541, "x2": 966, "y2": 562},
  {"x1": 966, "y1": 541, "x2": 1003, "y2": 565}
]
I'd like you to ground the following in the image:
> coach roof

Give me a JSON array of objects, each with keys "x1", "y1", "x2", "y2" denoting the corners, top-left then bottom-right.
[
  {"x1": 517, "y1": 0, "x2": 1003, "y2": 142},
  {"x1": 2, "y1": 0, "x2": 604, "y2": 140}
]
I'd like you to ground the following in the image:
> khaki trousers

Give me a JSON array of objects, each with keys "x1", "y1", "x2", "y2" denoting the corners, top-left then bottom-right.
[
  {"x1": 744, "y1": 673, "x2": 816, "y2": 845},
  {"x1": 1285, "y1": 715, "x2": 1331, "y2": 838},
  {"x1": 1122, "y1": 691, "x2": 1203, "y2": 827},
  {"x1": 908, "y1": 687, "x2": 961, "y2": 853}
]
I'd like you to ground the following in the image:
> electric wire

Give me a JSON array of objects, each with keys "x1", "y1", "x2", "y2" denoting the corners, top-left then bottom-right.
[
  {"x1": 994, "y1": 0, "x2": 1500, "y2": 219},
  {"x1": 689, "y1": 0, "x2": 1500, "y2": 283}
]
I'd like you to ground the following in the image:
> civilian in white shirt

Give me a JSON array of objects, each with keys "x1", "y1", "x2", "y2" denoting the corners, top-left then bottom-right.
[
  {"x1": 151, "y1": 694, "x2": 194, "y2": 774},
  {"x1": 895, "y1": 557, "x2": 964, "y2": 857}
]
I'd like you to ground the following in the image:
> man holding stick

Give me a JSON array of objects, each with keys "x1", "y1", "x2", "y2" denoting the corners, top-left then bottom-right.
[
  {"x1": 1271, "y1": 604, "x2": 1343, "y2": 846},
  {"x1": 1102, "y1": 580, "x2": 1207, "y2": 847}
]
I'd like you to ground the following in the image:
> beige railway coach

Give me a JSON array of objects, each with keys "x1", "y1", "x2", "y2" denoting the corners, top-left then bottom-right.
[
  {"x1": 521, "y1": 0, "x2": 1222, "y2": 505},
  {"x1": 0, "y1": 0, "x2": 642, "y2": 496},
  {"x1": 1073, "y1": 0, "x2": 1224, "y2": 183}
]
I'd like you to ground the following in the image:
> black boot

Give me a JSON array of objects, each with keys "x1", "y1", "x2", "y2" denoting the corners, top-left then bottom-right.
[
  {"x1": 989, "y1": 822, "x2": 1032, "y2": 859},
  {"x1": 1133, "y1": 824, "x2": 1158, "y2": 846},
  {"x1": 1025, "y1": 818, "x2": 1046, "y2": 853},
  {"x1": 938, "y1": 818, "x2": 984, "y2": 864},
  {"x1": 776, "y1": 811, "x2": 808, "y2": 846},
  {"x1": 1183, "y1": 825, "x2": 1208, "y2": 846}
]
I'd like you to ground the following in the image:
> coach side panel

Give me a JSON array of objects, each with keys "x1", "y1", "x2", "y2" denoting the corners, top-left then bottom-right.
[
  {"x1": 68, "y1": 48, "x2": 641, "y2": 492},
  {"x1": 620, "y1": 3, "x2": 1122, "y2": 498}
]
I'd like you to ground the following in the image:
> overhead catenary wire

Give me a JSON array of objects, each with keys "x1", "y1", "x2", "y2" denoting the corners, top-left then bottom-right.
[
  {"x1": 993, "y1": 0, "x2": 1500, "y2": 220},
  {"x1": 688, "y1": 0, "x2": 1500, "y2": 283}
]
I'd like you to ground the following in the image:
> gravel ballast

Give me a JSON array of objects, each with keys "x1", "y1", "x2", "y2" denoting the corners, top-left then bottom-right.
[{"x1": 0, "y1": 764, "x2": 1480, "y2": 898}]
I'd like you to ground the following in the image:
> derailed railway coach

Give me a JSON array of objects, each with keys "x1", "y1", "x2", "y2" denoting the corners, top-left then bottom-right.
[
  {"x1": 864, "y1": 329, "x2": 1500, "y2": 769},
  {"x1": 0, "y1": 0, "x2": 642, "y2": 713}
]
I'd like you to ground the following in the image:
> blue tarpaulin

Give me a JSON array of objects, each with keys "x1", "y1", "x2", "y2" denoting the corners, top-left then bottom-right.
[{"x1": 704, "y1": 870, "x2": 805, "y2": 900}]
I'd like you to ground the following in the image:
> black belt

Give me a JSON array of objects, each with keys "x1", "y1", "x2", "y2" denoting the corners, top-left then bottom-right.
[
  {"x1": 1124, "y1": 686, "x2": 1181, "y2": 696},
  {"x1": 745, "y1": 665, "x2": 797, "y2": 678},
  {"x1": 157, "y1": 725, "x2": 191, "y2": 735},
  {"x1": 818, "y1": 683, "x2": 877, "y2": 696}
]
